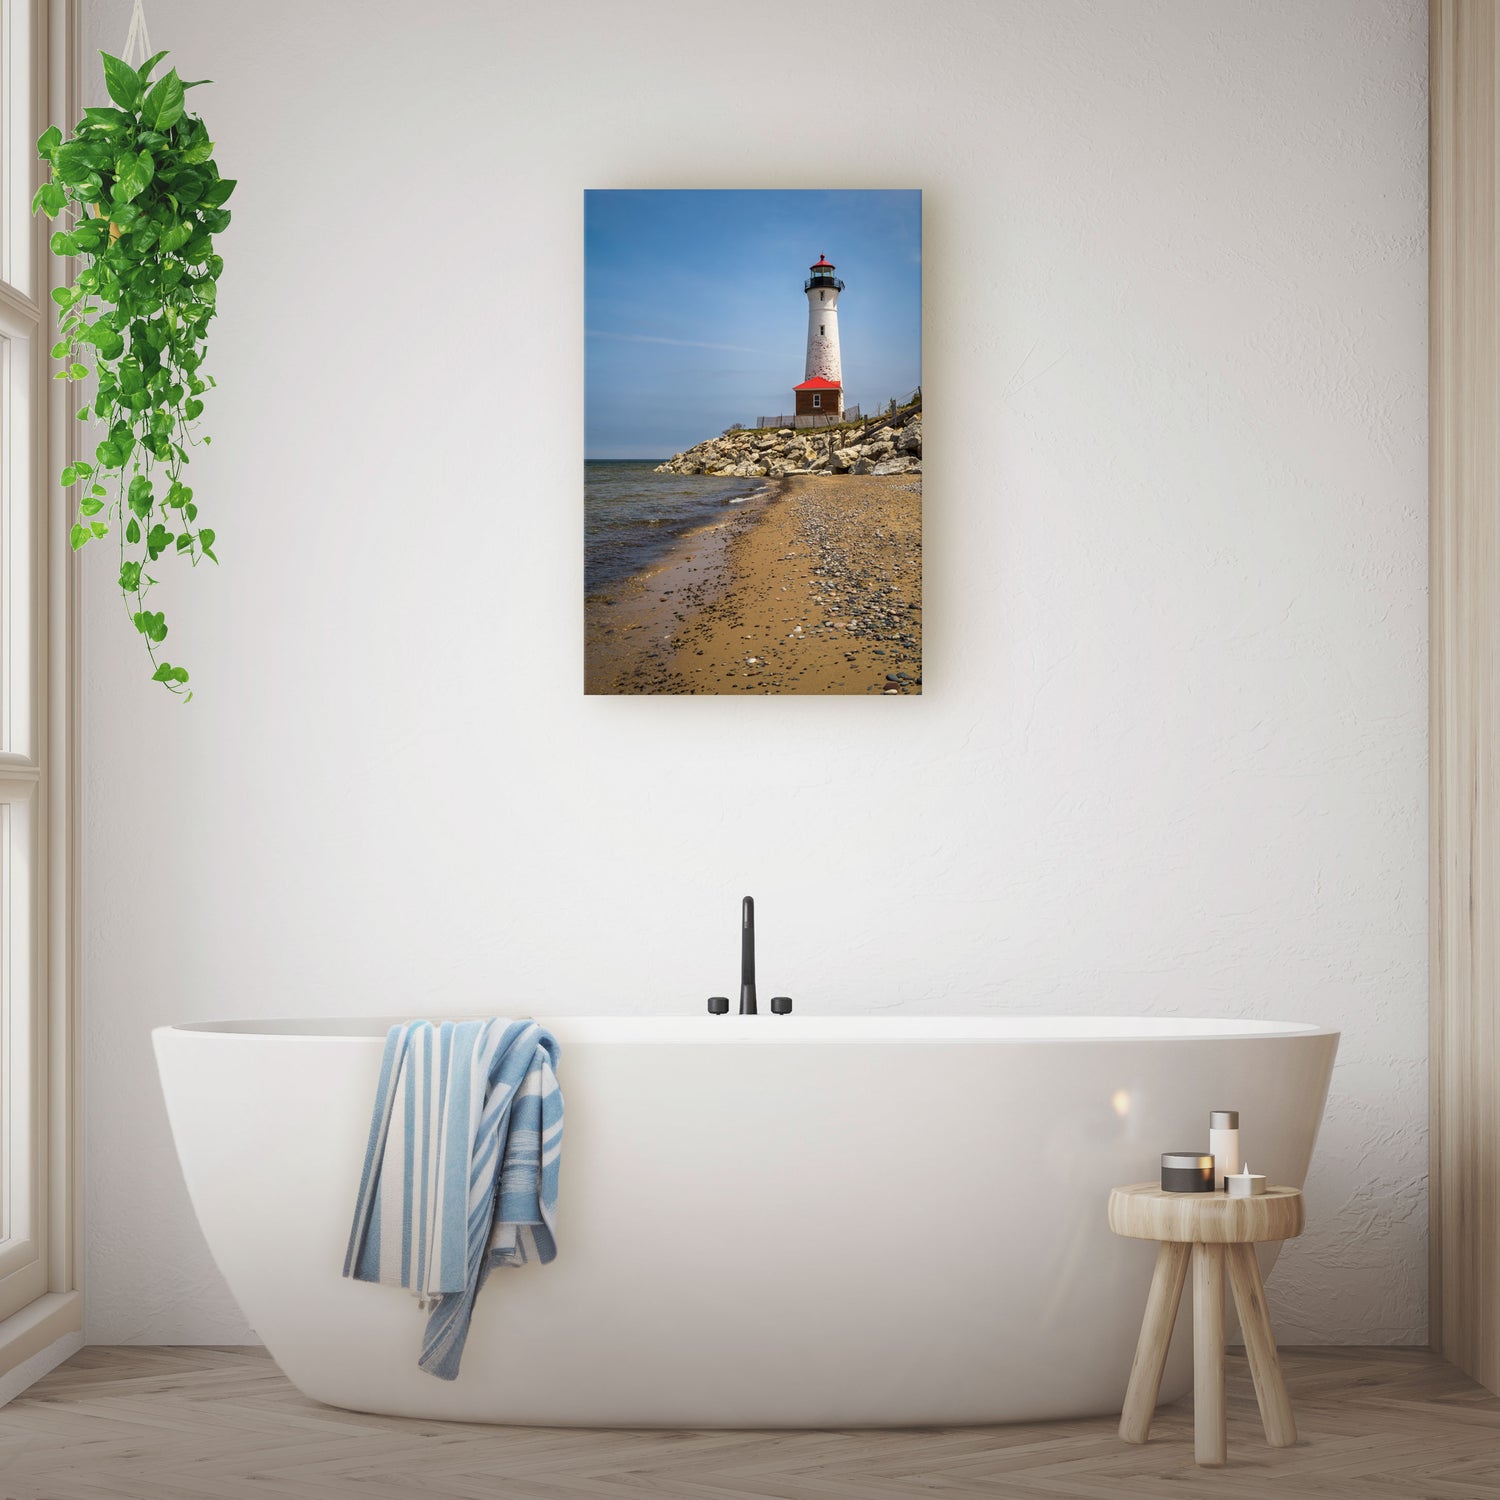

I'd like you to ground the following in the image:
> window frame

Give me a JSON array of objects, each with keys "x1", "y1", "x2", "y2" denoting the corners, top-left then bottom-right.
[{"x1": 0, "y1": 0, "x2": 80, "y2": 1391}]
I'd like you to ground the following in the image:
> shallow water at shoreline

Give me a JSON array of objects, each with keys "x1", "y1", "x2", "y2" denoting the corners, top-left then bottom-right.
[{"x1": 585, "y1": 461, "x2": 769, "y2": 595}]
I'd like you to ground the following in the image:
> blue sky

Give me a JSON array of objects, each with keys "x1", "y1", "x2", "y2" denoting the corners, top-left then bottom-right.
[{"x1": 585, "y1": 190, "x2": 921, "y2": 460}]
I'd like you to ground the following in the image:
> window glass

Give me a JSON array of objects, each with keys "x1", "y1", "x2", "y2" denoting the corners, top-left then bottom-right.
[{"x1": 0, "y1": 0, "x2": 34, "y2": 294}]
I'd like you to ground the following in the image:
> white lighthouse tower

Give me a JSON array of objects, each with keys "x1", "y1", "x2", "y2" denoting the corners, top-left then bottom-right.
[{"x1": 793, "y1": 254, "x2": 844, "y2": 420}]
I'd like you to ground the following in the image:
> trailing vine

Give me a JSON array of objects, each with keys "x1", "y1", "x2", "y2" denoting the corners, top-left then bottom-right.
[{"x1": 33, "y1": 49, "x2": 231, "y2": 698}]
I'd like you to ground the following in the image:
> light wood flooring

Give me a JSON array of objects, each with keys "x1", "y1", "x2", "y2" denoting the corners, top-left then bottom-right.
[{"x1": 0, "y1": 1346, "x2": 1494, "y2": 1499}]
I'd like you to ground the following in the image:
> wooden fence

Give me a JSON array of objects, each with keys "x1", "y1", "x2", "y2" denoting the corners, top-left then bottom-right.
[{"x1": 735, "y1": 406, "x2": 863, "y2": 432}]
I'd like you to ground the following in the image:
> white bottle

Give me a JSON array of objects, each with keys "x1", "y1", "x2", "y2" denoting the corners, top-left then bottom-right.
[{"x1": 1209, "y1": 1110, "x2": 1241, "y2": 1191}]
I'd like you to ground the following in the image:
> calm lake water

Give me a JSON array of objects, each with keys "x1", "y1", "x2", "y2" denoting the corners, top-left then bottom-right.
[{"x1": 585, "y1": 461, "x2": 768, "y2": 594}]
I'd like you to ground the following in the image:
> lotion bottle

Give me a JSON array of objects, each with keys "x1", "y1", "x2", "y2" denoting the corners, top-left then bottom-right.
[{"x1": 1209, "y1": 1109, "x2": 1241, "y2": 1190}]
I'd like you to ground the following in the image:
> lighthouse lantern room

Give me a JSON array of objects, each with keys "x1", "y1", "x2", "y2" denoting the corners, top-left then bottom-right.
[{"x1": 793, "y1": 254, "x2": 845, "y2": 420}]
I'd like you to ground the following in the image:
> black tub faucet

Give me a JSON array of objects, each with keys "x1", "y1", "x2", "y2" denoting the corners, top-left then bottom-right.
[
  {"x1": 740, "y1": 896, "x2": 758, "y2": 1014},
  {"x1": 706, "y1": 896, "x2": 793, "y2": 1015}
]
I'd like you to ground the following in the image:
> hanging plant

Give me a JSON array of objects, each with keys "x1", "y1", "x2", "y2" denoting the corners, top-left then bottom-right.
[{"x1": 32, "y1": 49, "x2": 232, "y2": 698}]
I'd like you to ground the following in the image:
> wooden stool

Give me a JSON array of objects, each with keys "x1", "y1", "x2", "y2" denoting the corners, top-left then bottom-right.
[{"x1": 1108, "y1": 1183, "x2": 1303, "y2": 1467}]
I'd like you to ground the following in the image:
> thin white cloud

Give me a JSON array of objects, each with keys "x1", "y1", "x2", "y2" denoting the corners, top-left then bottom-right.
[{"x1": 587, "y1": 329, "x2": 765, "y2": 354}]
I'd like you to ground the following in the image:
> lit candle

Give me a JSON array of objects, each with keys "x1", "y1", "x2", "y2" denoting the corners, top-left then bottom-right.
[{"x1": 1227, "y1": 1164, "x2": 1267, "y2": 1198}]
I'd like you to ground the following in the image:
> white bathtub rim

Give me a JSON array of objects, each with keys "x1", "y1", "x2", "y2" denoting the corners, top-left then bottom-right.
[{"x1": 154, "y1": 1015, "x2": 1340, "y2": 1045}]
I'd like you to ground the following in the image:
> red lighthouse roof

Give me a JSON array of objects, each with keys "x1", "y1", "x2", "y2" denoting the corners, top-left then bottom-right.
[
  {"x1": 810, "y1": 254, "x2": 835, "y2": 269},
  {"x1": 793, "y1": 376, "x2": 842, "y2": 391}
]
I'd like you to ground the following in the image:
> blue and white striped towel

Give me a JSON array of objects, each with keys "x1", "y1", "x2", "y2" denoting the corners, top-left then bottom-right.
[{"x1": 342, "y1": 1019, "x2": 563, "y2": 1380}]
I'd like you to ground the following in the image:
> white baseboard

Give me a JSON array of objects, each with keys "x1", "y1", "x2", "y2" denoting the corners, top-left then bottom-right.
[{"x1": 0, "y1": 1329, "x2": 84, "y2": 1408}]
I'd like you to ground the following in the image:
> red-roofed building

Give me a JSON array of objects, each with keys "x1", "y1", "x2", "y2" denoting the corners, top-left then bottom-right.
[{"x1": 798, "y1": 254, "x2": 844, "y2": 418}]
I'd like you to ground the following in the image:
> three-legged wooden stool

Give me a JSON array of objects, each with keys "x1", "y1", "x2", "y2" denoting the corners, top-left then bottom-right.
[{"x1": 1108, "y1": 1183, "x2": 1303, "y2": 1466}]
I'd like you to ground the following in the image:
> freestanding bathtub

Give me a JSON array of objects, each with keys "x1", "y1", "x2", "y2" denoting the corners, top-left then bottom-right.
[{"x1": 154, "y1": 1015, "x2": 1337, "y2": 1427}]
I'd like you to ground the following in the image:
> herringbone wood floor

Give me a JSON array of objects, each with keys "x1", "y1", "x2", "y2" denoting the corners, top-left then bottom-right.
[{"x1": 0, "y1": 1346, "x2": 1493, "y2": 1500}]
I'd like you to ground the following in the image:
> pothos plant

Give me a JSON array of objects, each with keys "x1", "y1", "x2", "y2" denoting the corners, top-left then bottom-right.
[{"x1": 33, "y1": 49, "x2": 232, "y2": 698}]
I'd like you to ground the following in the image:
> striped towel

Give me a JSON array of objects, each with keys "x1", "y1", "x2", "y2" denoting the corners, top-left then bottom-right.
[{"x1": 342, "y1": 1019, "x2": 563, "y2": 1380}]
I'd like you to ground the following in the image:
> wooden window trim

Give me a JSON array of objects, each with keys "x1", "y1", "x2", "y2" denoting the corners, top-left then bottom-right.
[{"x1": 0, "y1": 0, "x2": 80, "y2": 1388}]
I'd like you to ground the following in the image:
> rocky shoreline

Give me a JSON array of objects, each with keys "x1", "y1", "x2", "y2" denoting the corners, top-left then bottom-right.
[{"x1": 655, "y1": 402, "x2": 922, "y2": 481}]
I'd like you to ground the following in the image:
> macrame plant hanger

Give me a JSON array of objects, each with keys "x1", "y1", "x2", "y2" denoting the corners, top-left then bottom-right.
[
  {"x1": 120, "y1": 0, "x2": 152, "y2": 68},
  {"x1": 94, "y1": 1, "x2": 151, "y2": 238}
]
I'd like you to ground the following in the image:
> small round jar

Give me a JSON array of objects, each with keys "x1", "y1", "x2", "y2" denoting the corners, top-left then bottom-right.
[{"x1": 1160, "y1": 1151, "x2": 1215, "y2": 1193}]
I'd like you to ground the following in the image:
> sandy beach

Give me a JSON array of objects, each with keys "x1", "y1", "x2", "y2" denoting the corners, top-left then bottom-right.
[{"x1": 585, "y1": 475, "x2": 922, "y2": 695}]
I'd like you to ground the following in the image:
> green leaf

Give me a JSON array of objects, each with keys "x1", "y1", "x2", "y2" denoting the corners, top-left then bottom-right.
[
  {"x1": 119, "y1": 561, "x2": 141, "y2": 591},
  {"x1": 31, "y1": 182, "x2": 66, "y2": 217},
  {"x1": 95, "y1": 438, "x2": 122, "y2": 469},
  {"x1": 35, "y1": 125, "x2": 62, "y2": 156},
  {"x1": 82, "y1": 106, "x2": 135, "y2": 132},
  {"x1": 175, "y1": 533, "x2": 193, "y2": 552},
  {"x1": 125, "y1": 518, "x2": 140, "y2": 545},
  {"x1": 68, "y1": 362, "x2": 88, "y2": 380},
  {"x1": 184, "y1": 502, "x2": 198, "y2": 522},
  {"x1": 79, "y1": 497, "x2": 104, "y2": 517},
  {"x1": 157, "y1": 218, "x2": 193, "y2": 253},
  {"x1": 111, "y1": 149, "x2": 153, "y2": 204},
  {"x1": 150, "y1": 662, "x2": 188, "y2": 685},
  {"x1": 136, "y1": 49, "x2": 169, "y2": 83},
  {"x1": 100, "y1": 52, "x2": 144, "y2": 112},
  {"x1": 199, "y1": 177, "x2": 236, "y2": 208},
  {"x1": 90, "y1": 520, "x2": 108, "y2": 539},
  {"x1": 146, "y1": 523, "x2": 171, "y2": 560},
  {"x1": 141, "y1": 69, "x2": 186, "y2": 132},
  {"x1": 184, "y1": 397, "x2": 204, "y2": 420},
  {"x1": 127, "y1": 475, "x2": 153, "y2": 517},
  {"x1": 50, "y1": 285, "x2": 76, "y2": 307},
  {"x1": 69, "y1": 523, "x2": 88, "y2": 551},
  {"x1": 53, "y1": 141, "x2": 97, "y2": 185}
]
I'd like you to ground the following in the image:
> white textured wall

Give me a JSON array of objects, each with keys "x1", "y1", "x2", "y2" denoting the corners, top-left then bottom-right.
[{"x1": 80, "y1": 0, "x2": 1428, "y2": 1345}]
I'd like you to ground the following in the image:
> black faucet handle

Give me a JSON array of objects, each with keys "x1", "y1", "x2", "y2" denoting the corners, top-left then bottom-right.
[
  {"x1": 707, "y1": 996, "x2": 729, "y2": 1015},
  {"x1": 771, "y1": 996, "x2": 793, "y2": 1015}
]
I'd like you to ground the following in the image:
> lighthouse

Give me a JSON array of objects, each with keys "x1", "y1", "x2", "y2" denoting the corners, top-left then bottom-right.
[{"x1": 793, "y1": 254, "x2": 844, "y2": 421}]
